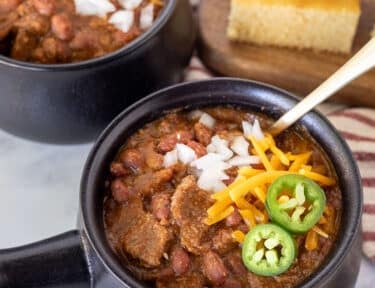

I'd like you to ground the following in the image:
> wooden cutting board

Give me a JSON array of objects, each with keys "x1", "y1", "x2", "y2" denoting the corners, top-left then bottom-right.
[{"x1": 198, "y1": 0, "x2": 375, "y2": 107}]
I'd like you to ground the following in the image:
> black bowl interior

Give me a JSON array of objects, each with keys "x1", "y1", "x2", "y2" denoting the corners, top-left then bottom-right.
[{"x1": 81, "y1": 78, "x2": 362, "y2": 288}]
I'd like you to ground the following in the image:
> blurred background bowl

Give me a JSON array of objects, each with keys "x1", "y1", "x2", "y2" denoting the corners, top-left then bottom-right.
[{"x1": 0, "y1": 0, "x2": 195, "y2": 144}]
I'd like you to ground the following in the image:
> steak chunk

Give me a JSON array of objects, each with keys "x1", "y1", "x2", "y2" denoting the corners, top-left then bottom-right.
[
  {"x1": 105, "y1": 195, "x2": 170, "y2": 267},
  {"x1": 134, "y1": 167, "x2": 174, "y2": 195},
  {"x1": 212, "y1": 228, "x2": 236, "y2": 254},
  {"x1": 122, "y1": 213, "x2": 170, "y2": 267},
  {"x1": 171, "y1": 176, "x2": 212, "y2": 254}
]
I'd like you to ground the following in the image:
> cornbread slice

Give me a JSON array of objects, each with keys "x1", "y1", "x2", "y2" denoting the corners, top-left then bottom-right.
[{"x1": 227, "y1": 0, "x2": 361, "y2": 53}]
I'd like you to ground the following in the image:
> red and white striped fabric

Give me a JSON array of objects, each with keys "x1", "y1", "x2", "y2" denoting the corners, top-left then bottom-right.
[
  {"x1": 328, "y1": 109, "x2": 375, "y2": 261},
  {"x1": 186, "y1": 0, "x2": 375, "y2": 262}
]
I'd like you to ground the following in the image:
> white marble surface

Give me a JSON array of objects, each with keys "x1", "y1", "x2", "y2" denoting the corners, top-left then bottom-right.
[{"x1": 0, "y1": 128, "x2": 374, "y2": 287}]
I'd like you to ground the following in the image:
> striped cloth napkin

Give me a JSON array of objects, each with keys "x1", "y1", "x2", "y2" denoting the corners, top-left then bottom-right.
[{"x1": 186, "y1": 0, "x2": 375, "y2": 261}]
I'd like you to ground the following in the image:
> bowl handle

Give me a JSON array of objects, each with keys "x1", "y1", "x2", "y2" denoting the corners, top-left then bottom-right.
[{"x1": 0, "y1": 230, "x2": 90, "y2": 288}]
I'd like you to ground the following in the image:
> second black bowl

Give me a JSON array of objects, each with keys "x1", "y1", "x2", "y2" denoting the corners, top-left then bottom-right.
[{"x1": 0, "y1": 0, "x2": 195, "y2": 144}]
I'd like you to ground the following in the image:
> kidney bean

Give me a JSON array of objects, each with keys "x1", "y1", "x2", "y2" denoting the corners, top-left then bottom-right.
[
  {"x1": 154, "y1": 168, "x2": 174, "y2": 185},
  {"x1": 110, "y1": 162, "x2": 129, "y2": 177},
  {"x1": 111, "y1": 179, "x2": 132, "y2": 203},
  {"x1": 225, "y1": 254, "x2": 247, "y2": 276},
  {"x1": 157, "y1": 131, "x2": 193, "y2": 153},
  {"x1": 151, "y1": 194, "x2": 170, "y2": 222},
  {"x1": 118, "y1": 148, "x2": 144, "y2": 172},
  {"x1": 203, "y1": 251, "x2": 228, "y2": 285},
  {"x1": 32, "y1": 0, "x2": 55, "y2": 16},
  {"x1": 158, "y1": 134, "x2": 177, "y2": 153},
  {"x1": 223, "y1": 177, "x2": 236, "y2": 186},
  {"x1": 171, "y1": 247, "x2": 190, "y2": 276},
  {"x1": 225, "y1": 208, "x2": 242, "y2": 227},
  {"x1": 70, "y1": 30, "x2": 98, "y2": 50},
  {"x1": 194, "y1": 122, "x2": 213, "y2": 146},
  {"x1": 186, "y1": 140, "x2": 206, "y2": 158},
  {"x1": 237, "y1": 223, "x2": 249, "y2": 234},
  {"x1": 0, "y1": 0, "x2": 21, "y2": 13},
  {"x1": 51, "y1": 13, "x2": 73, "y2": 41}
]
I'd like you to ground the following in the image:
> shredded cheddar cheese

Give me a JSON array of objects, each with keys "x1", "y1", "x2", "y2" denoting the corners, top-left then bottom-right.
[
  {"x1": 270, "y1": 155, "x2": 284, "y2": 171},
  {"x1": 239, "y1": 209, "x2": 256, "y2": 228},
  {"x1": 288, "y1": 152, "x2": 312, "y2": 172},
  {"x1": 151, "y1": 0, "x2": 164, "y2": 6},
  {"x1": 253, "y1": 186, "x2": 266, "y2": 203},
  {"x1": 204, "y1": 131, "x2": 336, "y2": 250},
  {"x1": 313, "y1": 226, "x2": 329, "y2": 238},
  {"x1": 298, "y1": 169, "x2": 336, "y2": 186},
  {"x1": 211, "y1": 176, "x2": 246, "y2": 201},
  {"x1": 205, "y1": 205, "x2": 234, "y2": 226},
  {"x1": 248, "y1": 135, "x2": 273, "y2": 171},
  {"x1": 265, "y1": 133, "x2": 290, "y2": 166},
  {"x1": 238, "y1": 167, "x2": 264, "y2": 177},
  {"x1": 232, "y1": 230, "x2": 246, "y2": 244},
  {"x1": 305, "y1": 230, "x2": 318, "y2": 251},
  {"x1": 234, "y1": 197, "x2": 253, "y2": 210}
]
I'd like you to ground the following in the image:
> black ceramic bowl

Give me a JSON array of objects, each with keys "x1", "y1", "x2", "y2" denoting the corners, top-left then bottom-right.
[
  {"x1": 0, "y1": 0, "x2": 195, "y2": 144},
  {"x1": 0, "y1": 79, "x2": 362, "y2": 288}
]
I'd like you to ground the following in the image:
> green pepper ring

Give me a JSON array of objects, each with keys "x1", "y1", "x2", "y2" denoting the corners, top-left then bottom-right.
[
  {"x1": 266, "y1": 174, "x2": 326, "y2": 234},
  {"x1": 242, "y1": 223, "x2": 296, "y2": 276}
]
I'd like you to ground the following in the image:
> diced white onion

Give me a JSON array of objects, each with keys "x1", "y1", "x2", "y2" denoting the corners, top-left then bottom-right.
[
  {"x1": 210, "y1": 135, "x2": 233, "y2": 160},
  {"x1": 242, "y1": 121, "x2": 253, "y2": 137},
  {"x1": 198, "y1": 169, "x2": 228, "y2": 192},
  {"x1": 188, "y1": 110, "x2": 204, "y2": 120},
  {"x1": 230, "y1": 136, "x2": 249, "y2": 156},
  {"x1": 216, "y1": 144, "x2": 233, "y2": 161},
  {"x1": 140, "y1": 4, "x2": 154, "y2": 30},
  {"x1": 252, "y1": 119, "x2": 264, "y2": 140},
  {"x1": 212, "y1": 181, "x2": 227, "y2": 192},
  {"x1": 227, "y1": 155, "x2": 261, "y2": 167},
  {"x1": 109, "y1": 10, "x2": 134, "y2": 33},
  {"x1": 163, "y1": 149, "x2": 178, "y2": 167},
  {"x1": 118, "y1": 0, "x2": 142, "y2": 10},
  {"x1": 206, "y1": 143, "x2": 216, "y2": 153},
  {"x1": 192, "y1": 153, "x2": 231, "y2": 171},
  {"x1": 199, "y1": 112, "x2": 216, "y2": 129},
  {"x1": 176, "y1": 144, "x2": 197, "y2": 164},
  {"x1": 74, "y1": 0, "x2": 115, "y2": 17}
]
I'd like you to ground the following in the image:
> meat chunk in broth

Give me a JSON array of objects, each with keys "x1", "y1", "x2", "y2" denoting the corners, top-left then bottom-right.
[
  {"x1": 171, "y1": 175, "x2": 212, "y2": 254},
  {"x1": 105, "y1": 195, "x2": 170, "y2": 268}
]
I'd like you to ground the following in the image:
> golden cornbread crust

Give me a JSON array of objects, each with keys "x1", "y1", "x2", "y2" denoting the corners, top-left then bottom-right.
[
  {"x1": 227, "y1": 0, "x2": 361, "y2": 53},
  {"x1": 233, "y1": 0, "x2": 360, "y2": 12}
]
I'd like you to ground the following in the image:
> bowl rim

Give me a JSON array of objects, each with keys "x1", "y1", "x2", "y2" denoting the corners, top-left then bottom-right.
[
  {"x1": 81, "y1": 78, "x2": 363, "y2": 288},
  {"x1": 0, "y1": 0, "x2": 175, "y2": 71}
]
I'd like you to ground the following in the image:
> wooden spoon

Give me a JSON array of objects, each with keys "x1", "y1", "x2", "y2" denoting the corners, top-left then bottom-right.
[{"x1": 269, "y1": 37, "x2": 375, "y2": 136}]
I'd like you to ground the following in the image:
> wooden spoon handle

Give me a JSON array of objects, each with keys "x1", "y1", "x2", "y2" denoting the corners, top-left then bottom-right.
[{"x1": 269, "y1": 37, "x2": 375, "y2": 136}]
